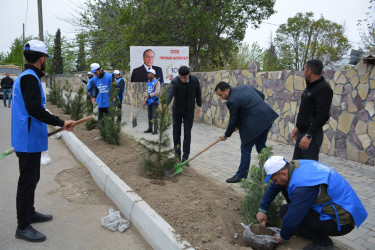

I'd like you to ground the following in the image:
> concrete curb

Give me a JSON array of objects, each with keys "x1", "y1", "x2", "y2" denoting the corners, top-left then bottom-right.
[{"x1": 60, "y1": 130, "x2": 193, "y2": 250}]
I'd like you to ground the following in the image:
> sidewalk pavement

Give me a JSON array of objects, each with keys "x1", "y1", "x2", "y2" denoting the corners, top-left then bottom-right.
[
  {"x1": 0, "y1": 105, "x2": 150, "y2": 250},
  {"x1": 120, "y1": 103, "x2": 375, "y2": 250}
]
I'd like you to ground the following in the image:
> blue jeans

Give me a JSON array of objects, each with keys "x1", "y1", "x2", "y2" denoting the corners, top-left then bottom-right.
[
  {"x1": 236, "y1": 125, "x2": 272, "y2": 179},
  {"x1": 3, "y1": 88, "x2": 12, "y2": 107},
  {"x1": 172, "y1": 113, "x2": 194, "y2": 160}
]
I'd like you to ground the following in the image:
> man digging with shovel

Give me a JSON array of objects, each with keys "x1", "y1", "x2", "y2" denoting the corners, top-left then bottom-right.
[{"x1": 215, "y1": 81, "x2": 278, "y2": 183}]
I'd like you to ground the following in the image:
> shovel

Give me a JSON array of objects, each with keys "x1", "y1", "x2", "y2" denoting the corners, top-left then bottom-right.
[
  {"x1": 132, "y1": 79, "x2": 159, "y2": 128},
  {"x1": 130, "y1": 83, "x2": 134, "y2": 123},
  {"x1": 165, "y1": 137, "x2": 222, "y2": 177},
  {"x1": 0, "y1": 115, "x2": 95, "y2": 160},
  {"x1": 132, "y1": 101, "x2": 146, "y2": 128}
]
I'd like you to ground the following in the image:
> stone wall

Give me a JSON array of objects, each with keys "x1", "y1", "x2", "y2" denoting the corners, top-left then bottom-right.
[{"x1": 52, "y1": 62, "x2": 375, "y2": 165}]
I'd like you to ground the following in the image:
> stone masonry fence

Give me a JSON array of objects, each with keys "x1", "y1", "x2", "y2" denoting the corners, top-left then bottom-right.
[{"x1": 50, "y1": 61, "x2": 375, "y2": 166}]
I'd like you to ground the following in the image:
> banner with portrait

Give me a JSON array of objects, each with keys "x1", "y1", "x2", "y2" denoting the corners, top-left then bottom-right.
[{"x1": 130, "y1": 46, "x2": 189, "y2": 83}]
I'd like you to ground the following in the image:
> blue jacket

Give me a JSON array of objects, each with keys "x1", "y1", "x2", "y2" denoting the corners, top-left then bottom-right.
[
  {"x1": 92, "y1": 72, "x2": 113, "y2": 108},
  {"x1": 116, "y1": 77, "x2": 125, "y2": 102},
  {"x1": 225, "y1": 84, "x2": 278, "y2": 144},
  {"x1": 146, "y1": 78, "x2": 159, "y2": 105},
  {"x1": 289, "y1": 160, "x2": 367, "y2": 229},
  {"x1": 11, "y1": 69, "x2": 48, "y2": 152},
  {"x1": 86, "y1": 77, "x2": 95, "y2": 96},
  {"x1": 260, "y1": 160, "x2": 367, "y2": 241}
]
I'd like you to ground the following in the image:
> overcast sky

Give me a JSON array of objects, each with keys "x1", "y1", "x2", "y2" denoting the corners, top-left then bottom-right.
[{"x1": 0, "y1": 0, "x2": 371, "y2": 54}]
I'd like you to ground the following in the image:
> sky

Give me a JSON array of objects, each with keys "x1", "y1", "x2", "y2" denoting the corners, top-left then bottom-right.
[{"x1": 0, "y1": 0, "x2": 371, "y2": 55}]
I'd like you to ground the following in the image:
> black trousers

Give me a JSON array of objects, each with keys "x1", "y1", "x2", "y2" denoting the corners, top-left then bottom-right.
[
  {"x1": 98, "y1": 107, "x2": 109, "y2": 129},
  {"x1": 172, "y1": 113, "x2": 194, "y2": 160},
  {"x1": 280, "y1": 204, "x2": 354, "y2": 245},
  {"x1": 293, "y1": 130, "x2": 323, "y2": 161},
  {"x1": 16, "y1": 152, "x2": 41, "y2": 229},
  {"x1": 117, "y1": 102, "x2": 122, "y2": 124},
  {"x1": 147, "y1": 102, "x2": 158, "y2": 132}
]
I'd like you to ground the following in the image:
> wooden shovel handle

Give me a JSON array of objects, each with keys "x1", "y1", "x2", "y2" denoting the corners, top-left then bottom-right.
[
  {"x1": 186, "y1": 137, "x2": 221, "y2": 163},
  {"x1": 48, "y1": 115, "x2": 95, "y2": 137},
  {"x1": 134, "y1": 79, "x2": 160, "y2": 119}
]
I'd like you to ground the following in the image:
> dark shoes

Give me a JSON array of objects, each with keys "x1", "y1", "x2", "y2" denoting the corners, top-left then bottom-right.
[
  {"x1": 226, "y1": 175, "x2": 242, "y2": 183},
  {"x1": 303, "y1": 242, "x2": 334, "y2": 250},
  {"x1": 144, "y1": 129, "x2": 152, "y2": 133},
  {"x1": 152, "y1": 130, "x2": 158, "y2": 135},
  {"x1": 29, "y1": 211, "x2": 53, "y2": 223},
  {"x1": 15, "y1": 225, "x2": 46, "y2": 242}
]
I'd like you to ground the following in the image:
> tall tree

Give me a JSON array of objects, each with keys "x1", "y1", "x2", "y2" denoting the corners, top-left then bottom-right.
[
  {"x1": 78, "y1": 0, "x2": 276, "y2": 71},
  {"x1": 225, "y1": 42, "x2": 264, "y2": 70},
  {"x1": 358, "y1": 0, "x2": 375, "y2": 51},
  {"x1": 262, "y1": 36, "x2": 284, "y2": 71},
  {"x1": 52, "y1": 29, "x2": 64, "y2": 74},
  {"x1": 0, "y1": 36, "x2": 35, "y2": 67},
  {"x1": 274, "y1": 12, "x2": 350, "y2": 70},
  {"x1": 76, "y1": 33, "x2": 87, "y2": 71}
]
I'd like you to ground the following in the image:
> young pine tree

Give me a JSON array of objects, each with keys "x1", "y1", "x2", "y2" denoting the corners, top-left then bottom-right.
[
  {"x1": 47, "y1": 78, "x2": 62, "y2": 105},
  {"x1": 85, "y1": 92, "x2": 97, "y2": 130},
  {"x1": 99, "y1": 82, "x2": 122, "y2": 144},
  {"x1": 141, "y1": 93, "x2": 177, "y2": 179},
  {"x1": 240, "y1": 146, "x2": 283, "y2": 227},
  {"x1": 62, "y1": 80, "x2": 73, "y2": 114},
  {"x1": 70, "y1": 85, "x2": 86, "y2": 120}
]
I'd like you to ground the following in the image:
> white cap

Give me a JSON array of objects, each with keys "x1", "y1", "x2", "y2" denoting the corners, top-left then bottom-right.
[
  {"x1": 87, "y1": 71, "x2": 93, "y2": 75},
  {"x1": 264, "y1": 156, "x2": 287, "y2": 183},
  {"x1": 113, "y1": 70, "x2": 121, "y2": 75},
  {"x1": 90, "y1": 63, "x2": 100, "y2": 73},
  {"x1": 24, "y1": 40, "x2": 51, "y2": 58},
  {"x1": 147, "y1": 68, "x2": 156, "y2": 75}
]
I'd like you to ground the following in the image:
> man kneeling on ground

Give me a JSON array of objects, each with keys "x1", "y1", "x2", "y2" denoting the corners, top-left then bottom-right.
[{"x1": 256, "y1": 156, "x2": 367, "y2": 250}]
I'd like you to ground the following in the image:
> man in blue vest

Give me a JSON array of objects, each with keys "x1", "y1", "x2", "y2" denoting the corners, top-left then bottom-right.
[
  {"x1": 256, "y1": 156, "x2": 368, "y2": 250},
  {"x1": 11, "y1": 40, "x2": 74, "y2": 242},
  {"x1": 113, "y1": 70, "x2": 125, "y2": 123},
  {"x1": 84, "y1": 71, "x2": 95, "y2": 96},
  {"x1": 144, "y1": 68, "x2": 160, "y2": 135},
  {"x1": 90, "y1": 63, "x2": 114, "y2": 130}
]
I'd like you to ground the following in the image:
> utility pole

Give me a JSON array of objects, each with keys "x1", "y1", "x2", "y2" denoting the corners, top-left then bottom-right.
[
  {"x1": 37, "y1": 0, "x2": 44, "y2": 41},
  {"x1": 22, "y1": 23, "x2": 25, "y2": 70}
]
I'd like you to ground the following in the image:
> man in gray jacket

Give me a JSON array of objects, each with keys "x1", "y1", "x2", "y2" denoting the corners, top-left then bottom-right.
[{"x1": 215, "y1": 82, "x2": 278, "y2": 183}]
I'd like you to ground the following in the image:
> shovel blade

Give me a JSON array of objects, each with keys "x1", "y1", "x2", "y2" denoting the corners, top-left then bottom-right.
[{"x1": 132, "y1": 118, "x2": 137, "y2": 128}]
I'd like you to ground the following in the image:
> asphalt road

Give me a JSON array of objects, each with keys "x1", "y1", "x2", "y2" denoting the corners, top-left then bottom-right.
[{"x1": 0, "y1": 104, "x2": 151, "y2": 250}]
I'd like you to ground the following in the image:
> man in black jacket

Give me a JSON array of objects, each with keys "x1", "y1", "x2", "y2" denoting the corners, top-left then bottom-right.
[
  {"x1": 1, "y1": 73, "x2": 14, "y2": 107},
  {"x1": 166, "y1": 66, "x2": 201, "y2": 165},
  {"x1": 291, "y1": 59, "x2": 333, "y2": 161}
]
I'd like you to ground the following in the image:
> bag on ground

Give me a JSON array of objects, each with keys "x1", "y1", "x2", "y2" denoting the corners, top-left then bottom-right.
[{"x1": 101, "y1": 207, "x2": 130, "y2": 232}]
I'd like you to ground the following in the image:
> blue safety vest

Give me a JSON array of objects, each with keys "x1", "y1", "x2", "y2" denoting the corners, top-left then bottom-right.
[
  {"x1": 146, "y1": 78, "x2": 159, "y2": 105},
  {"x1": 116, "y1": 77, "x2": 124, "y2": 101},
  {"x1": 11, "y1": 69, "x2": 48, "y2": 152},
  {"x1": 93, "y1": 72, "x2": 112, "y2": 108},
  {"x1": 86, "y1": 77, "x2": 95, "y2": 96},
  {"x1": 288, "y1": 160, "x2": 368, "y2": 230}
]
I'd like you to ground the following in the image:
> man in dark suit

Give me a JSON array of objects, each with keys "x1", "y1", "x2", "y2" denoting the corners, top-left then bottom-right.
[
  {"x1": 131, "y1": 49, "x2": 164, "y2": 83},
  {"x1": 215, "y1": 82, "x2": 279, "y2": 183}
]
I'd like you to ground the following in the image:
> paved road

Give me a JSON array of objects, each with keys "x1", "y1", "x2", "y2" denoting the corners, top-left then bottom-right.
[
  {"x1": 120, "y1": 103, "x2": 375, "y2": 250},
  {"x1": 0, "y1": 105, "x2": 151, "y2": 250}
]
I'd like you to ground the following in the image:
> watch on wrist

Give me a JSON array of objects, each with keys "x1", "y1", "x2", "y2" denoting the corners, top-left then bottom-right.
[{"x1": 305, "y1": 134, "x2": 312, "y2": 139}]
